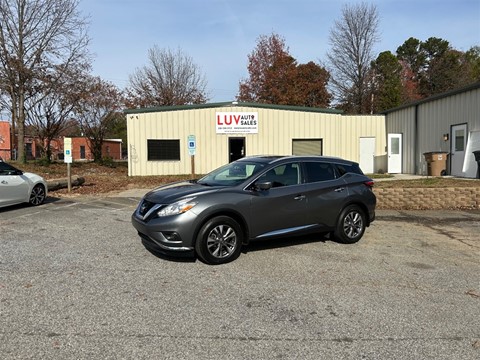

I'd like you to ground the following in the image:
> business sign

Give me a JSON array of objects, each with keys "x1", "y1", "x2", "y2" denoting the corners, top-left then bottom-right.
[{"x1": 216, "y1": 112, "x2": 258, "y2": 134}]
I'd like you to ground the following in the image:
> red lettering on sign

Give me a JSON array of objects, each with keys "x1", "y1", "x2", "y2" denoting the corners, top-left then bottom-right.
[{"x1": 217, "y1": 114, "x2": 247, "y2": 127}]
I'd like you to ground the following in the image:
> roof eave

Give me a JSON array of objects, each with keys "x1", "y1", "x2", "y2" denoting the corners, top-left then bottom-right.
[{"x1": 124, "y1": 101, "x2": 342, "y2": 115}]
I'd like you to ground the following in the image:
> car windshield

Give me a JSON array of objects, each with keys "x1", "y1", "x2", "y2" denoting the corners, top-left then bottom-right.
[
  {"x1": 0, "y1": 161, "x2": 19, "y2": 175},
  {"x1": 197, "y1": 161, "x2": 266, "y2": 187}
]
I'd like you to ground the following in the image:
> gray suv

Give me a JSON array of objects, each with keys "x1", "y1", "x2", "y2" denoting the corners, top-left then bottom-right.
[{"x1": 132, "y1": 156, "x2": 376, "y2": 265}]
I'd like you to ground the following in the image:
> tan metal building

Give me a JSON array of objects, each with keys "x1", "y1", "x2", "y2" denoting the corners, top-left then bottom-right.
[{"x1": 126, "y1": 102, "x2": 387, "y2": 176}]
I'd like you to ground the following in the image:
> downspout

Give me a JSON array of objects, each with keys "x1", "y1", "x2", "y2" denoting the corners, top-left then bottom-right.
[
  {"x1": 127, "y1": 115, "x2": 131, "y2": 177},
  {"x1": 414, "y1": 104, "x2": 419, "y2": 175}
]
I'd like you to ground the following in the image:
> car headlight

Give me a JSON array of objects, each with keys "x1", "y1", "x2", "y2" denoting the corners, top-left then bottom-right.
[{"x1": 157, "y1": 197, "x2": 197, "y2": 217}]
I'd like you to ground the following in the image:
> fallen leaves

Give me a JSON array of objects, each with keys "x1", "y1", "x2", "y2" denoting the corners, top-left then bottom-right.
[
  {"x1": 466, "y1": 289, "x2": 480, "y2": 298},
  {"x1": 15, "y1": 161, "x2": 191, "y2": 196}
]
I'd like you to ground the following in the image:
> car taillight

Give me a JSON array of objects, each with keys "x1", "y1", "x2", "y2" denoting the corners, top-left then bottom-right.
[{"x1": 364, "y1": 180, "x2": 375, "y2": 188}]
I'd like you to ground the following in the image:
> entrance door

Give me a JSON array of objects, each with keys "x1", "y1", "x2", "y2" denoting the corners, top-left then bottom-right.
[
  {"x1": 451, "y1": 124, "x2": 467, "y2": 176},
  {"x1": 229, "y1": 137, "x2": 245, "y2": 162},
  {"x1": 359, "y1": 137, "x2": 375, "y2": 174},
  {"x1": 387, "y1": 133, "x2": 402, "y2": 173}
]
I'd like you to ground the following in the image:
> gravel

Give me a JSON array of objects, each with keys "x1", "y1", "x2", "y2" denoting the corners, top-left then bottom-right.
[{"x1": 1, "y1": 198, "x2": 479, "y2": 359}]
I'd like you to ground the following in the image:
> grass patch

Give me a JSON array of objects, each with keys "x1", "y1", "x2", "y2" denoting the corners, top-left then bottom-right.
[
  {"x1": 375, "y1": 177, "x2": 480, "y2": 188},
  {"x1": 368, "y1": 173, "x2": 394, "y2": 179}
]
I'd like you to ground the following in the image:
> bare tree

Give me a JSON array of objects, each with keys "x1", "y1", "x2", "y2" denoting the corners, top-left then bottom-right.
[
  {"x1": 0, "y1": 0, "x2": 90, "y2": 162},
  {"x1": 25, "y1": 63, "x2": 89, "y2": 162},
  {"x1": 75, "y1": 76, "x2": 124, "y2": 163},
  {"x1": 327, "y1": 2, "x2": 380, "y2": 114},
  {"x1": 127, "y1": 46, "x2": 208, "y2": 108}
]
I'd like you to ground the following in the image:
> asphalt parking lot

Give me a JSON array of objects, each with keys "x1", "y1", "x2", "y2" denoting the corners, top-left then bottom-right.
[{"x1": 1, "y1": 195, "x2": 479, "y2": 359}]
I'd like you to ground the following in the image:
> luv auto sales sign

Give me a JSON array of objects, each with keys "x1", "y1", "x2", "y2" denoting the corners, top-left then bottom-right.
[{"x1": 215, "y1": 112, "x2": 258, "y2": 134}]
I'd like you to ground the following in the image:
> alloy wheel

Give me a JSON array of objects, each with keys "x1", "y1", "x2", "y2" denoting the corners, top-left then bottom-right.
[
  {"x1": 30, "y1": 185, "x2": 46, "y2": 205},
  {"x1": 343, "y1": 211, "x2": 363, "y2": 239},
  {"x1": 206, "y1": 224, "x2": 237, "y2": 259}
]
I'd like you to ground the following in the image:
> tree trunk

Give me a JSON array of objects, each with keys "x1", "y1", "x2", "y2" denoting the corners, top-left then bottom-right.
[
  {"x1": 46, "y1": 176, "x2": 85, "y2": 191},
  {"x1": 92, "y1": 140, "x2": 103, "y2": 162},
  {"x1": 10, "y1": 96, "x2": 17, "y2": 160},
  {"x1": 18, "y1": 89, "x2": 26, "y2": 163},
  {"x1": 45, "y1": 138, "x2": 52, "y2": 163}
]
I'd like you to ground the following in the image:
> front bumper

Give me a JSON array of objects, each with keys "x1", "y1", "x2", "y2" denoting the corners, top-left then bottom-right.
[{"x1": 131, "y1": 210, "x2": 197, "y2": 256}]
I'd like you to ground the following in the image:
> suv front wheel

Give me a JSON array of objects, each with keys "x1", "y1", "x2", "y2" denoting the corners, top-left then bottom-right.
[{"x1": 195, "y1": 216, "x2": 243, "y2": 265}]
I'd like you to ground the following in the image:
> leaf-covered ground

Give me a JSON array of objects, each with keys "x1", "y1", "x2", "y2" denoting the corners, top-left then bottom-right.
[
  {"x1": 11, "y1": 160, "x2": 480, "y2": 197},
  {"x1": 13, "y1": 161, "x2": 192, "y2": 196}
]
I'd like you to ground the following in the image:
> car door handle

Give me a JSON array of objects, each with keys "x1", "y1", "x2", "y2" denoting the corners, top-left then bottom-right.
[
  {"x1": 294, "y1": 195, "x2": 306, "y2": 201},
  {"x1": 334, "y1": 187, "x2": 345, "y2": 192}
]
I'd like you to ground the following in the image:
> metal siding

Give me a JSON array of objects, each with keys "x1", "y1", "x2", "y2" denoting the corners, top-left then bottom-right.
[
  {"x1": 417, "y1": 101, "x2": 448, "y2": 175},
  {"x1": 127, "y1": 106, "x2": 387, "y2": 176},
  {"x1": 386, "y1": 86, "x2": 480, "y2": 175},
  {"x1": 341, "y1": 116, "x2": 387, "y2": 167},
  {"x1": 417, "y1": 88, "x2": 480, "y2": 175},
  {"x1": 386, "y1": 107, "x2": 416, "y2": 174}
]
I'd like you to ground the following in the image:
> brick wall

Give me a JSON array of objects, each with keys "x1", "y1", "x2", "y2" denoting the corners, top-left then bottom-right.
[
  {"x1": 0, "y1": 121, "x2": 11, "y2": 160},
  {"x1": 374, "y1": 187, "x2": 480, "y2": 210}
]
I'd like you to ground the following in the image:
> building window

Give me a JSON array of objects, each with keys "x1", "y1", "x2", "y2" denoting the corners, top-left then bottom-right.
[
  {"x1": 292, "y1": 139, "x2": 323, "y2": 155},
  {"x1": 25, "y1": 143, "x2": 33, "y2": 159},
  {"x1": 147, "y1": 139, "x2": 180, "y2": 161},
  {"x1": 80, "y1": 146, "x2": 86, "y2": 159}
]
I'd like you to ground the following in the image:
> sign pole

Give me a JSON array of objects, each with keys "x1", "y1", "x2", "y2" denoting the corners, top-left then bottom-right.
[
  {"x1": 67, "y1": 163, "x2": 71, "y2": 192},
  {"x1": 64, "y1": 137, "x2": 73, "y2": 193},
  {"x1": 191, "y1": 155, "x2": 195, "y2": 177}
]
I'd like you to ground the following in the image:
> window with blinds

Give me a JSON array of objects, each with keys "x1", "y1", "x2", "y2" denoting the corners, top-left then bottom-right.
[
  {"x1": 292, "y1": 139, "x2": 323, "y2": 156},
  {"x1": 147, "y1": 139, "x2": 180, "y2": 161}
]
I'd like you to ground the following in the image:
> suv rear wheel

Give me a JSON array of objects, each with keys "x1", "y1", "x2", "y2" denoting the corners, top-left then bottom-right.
[{"x1": 333, "y1": 205, "x2": 366, "y2": 244}]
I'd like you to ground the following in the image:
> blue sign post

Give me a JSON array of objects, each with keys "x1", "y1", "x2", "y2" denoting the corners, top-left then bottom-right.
[
  {"x1": 188, "y1": 135, "x2": 196, "y2": 156},
  {"x1": 64, "y1": 137, "x2": 72, "y2": 192},
  {"x1": 188, "y1": 135, "x2": 196, "y2": 176}
]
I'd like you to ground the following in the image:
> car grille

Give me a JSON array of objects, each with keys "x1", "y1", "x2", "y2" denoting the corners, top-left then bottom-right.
[{"x1": 138, "y1": 199, "x2": 156, "y2": 217}]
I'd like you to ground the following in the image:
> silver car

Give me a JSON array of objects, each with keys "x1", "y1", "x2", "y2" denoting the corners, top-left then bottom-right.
[
  {"x1": 0, "y1": 161, "x2": 48, "y2": 209},
  {"x1": 132, "y1": 156, "x2": 376, "y2": 265}
]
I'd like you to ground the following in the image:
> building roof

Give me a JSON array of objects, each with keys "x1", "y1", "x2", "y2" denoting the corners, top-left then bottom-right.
[{"x1": 124, "y1": 101, "x2": 343, "y2": 115}]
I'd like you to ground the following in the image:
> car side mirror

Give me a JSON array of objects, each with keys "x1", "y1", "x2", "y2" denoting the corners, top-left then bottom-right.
[{"x1": 254, "y1": 181, "x2": 272, "y2": 191}]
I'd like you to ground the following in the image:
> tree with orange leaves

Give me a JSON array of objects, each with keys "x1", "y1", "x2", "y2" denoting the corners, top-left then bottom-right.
[{"x1": 238, "y1": 33, "x2": 331, "y2": 108}]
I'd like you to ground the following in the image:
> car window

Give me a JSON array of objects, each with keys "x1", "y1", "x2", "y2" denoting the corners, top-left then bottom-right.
[
  {"x1": 304, "y1": 162, "x2": 336, "y2": 183},
  {"x1": 335, "y1": 163, "x2": 363, "y2": 176},
  {"x1": 259, "y1": 163, "x2": 301, "y2": 187}
]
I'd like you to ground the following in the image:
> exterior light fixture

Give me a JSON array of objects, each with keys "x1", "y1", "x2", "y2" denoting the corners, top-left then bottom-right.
[{"x1": 443, "y1": 133, "x2": 449, "y2": 141}]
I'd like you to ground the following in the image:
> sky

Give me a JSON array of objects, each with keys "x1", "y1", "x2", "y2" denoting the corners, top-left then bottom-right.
[{"x1": 79, "y1": 0, "x2": 480, "y2": 103}]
